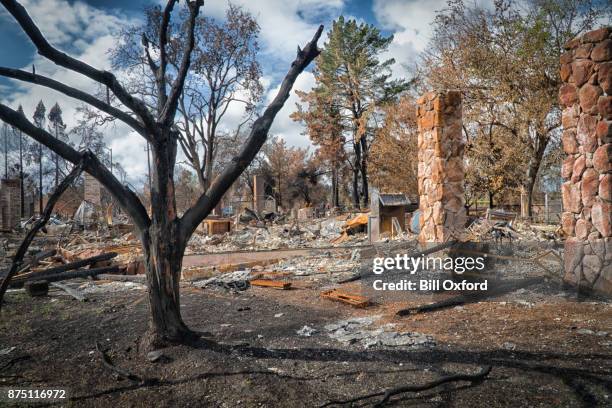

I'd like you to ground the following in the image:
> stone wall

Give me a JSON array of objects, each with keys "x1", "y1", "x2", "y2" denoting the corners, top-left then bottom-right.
[
  {"x1": 416, "y1": 91, "x2": 466, "y2": 242},
  {"x1": 559, "y1": 27, "x2": 612, "y2": 294}
]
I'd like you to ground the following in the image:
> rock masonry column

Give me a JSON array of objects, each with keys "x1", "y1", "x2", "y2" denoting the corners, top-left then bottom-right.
[
  {"x1": 416, "y1": 91, "x2": 466, "y2": 243},
  {"x1": 1, "y1": 179, "x2": 21, "y2": 230},
  {"x1": 559, "y1": 27, "x2": 612, "y2": 293},
  {"x1": 84, "y1": 172, "x2": 102, "y2": 206}
]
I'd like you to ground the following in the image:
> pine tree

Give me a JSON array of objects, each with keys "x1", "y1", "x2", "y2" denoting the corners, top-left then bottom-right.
[
  {"x1": 47, "y1": 102, "x2": 67, "y2": 188},
  {"x1": 298, "y1": 16, "x2": 408, "y2": 207},
  {"x1": 16, "y1": 105, "x2": 25, "y2": 217},
  {"x1": 32, "y1": 100, "x2": 45, "y2": 213}
]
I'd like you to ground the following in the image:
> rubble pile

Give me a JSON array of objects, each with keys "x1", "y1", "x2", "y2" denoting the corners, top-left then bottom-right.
[
  {"x1": 186, "y1": 214, "x2": 369, "y2": 254},
  {"x1": 271, "y1": 252, "x2": 360, "y2": 280},
  {"x1": 466, "y1": 218, "x2": 563, "y2": 243},
  {"x1": 324, "y1": 316, "x2": 435, "y2": 348},
  {"x1": 193, "y1": 270, "x2": 251, "y2": 291}
]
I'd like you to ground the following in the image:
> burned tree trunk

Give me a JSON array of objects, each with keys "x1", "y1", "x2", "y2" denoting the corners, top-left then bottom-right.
[
  {"x1": 140, "y1": 227, "x2": 191, "y2": 346},
  {"x1": 141, "y1": 129, "x2": 194, "y2": 346},
  {"x1": 0, "y1": 0, "x2": 324, "y2": 352},
  {"x1": 360, "y1": 136, "x2": 369, "y2": 208},
  {"x1": 524, "y1": 138, "x2": 547, "y2": 218},
  {"x1": 352, "y1": 140, "x2": 362, "y2": 208}
]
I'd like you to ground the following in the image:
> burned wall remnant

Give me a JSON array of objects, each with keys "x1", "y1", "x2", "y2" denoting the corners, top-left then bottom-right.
[
  {"x1": 253, "y1": 175, "x2": 265, "y2": 214},
  {"x1": 0, "y1": 178, "x2": 21, "y2": 230},
  {"x1": 416, "y1": 91, "x2": 466, "y2": 243},
  {"x1": 559, "y1": 27, "x2": 612, "y2": 294}
]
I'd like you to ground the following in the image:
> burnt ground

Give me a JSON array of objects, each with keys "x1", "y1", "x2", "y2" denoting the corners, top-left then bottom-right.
[{"x1": 0, "y1": 278, "x2": 611, "y2": 407}]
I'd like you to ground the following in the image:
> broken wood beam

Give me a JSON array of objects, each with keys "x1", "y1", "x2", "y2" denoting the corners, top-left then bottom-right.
[
  {"x1": 10, "y1": 266, "x2": 120, "y2": 288},
  {"x1": 250, "y1": 279, "x2": 291, "y2": 290},
  {"x1": 51, "y1": 282, "x2": 88, "y2": 302},
  {"x1": 321, "y1": 289, "x2": 370, "y2": 308},
  {"x1": 13, "y1": 252, "x2": 118, "y2": 282},
  {"x1": 0, "y1": 161, "x2": 85, "y2": 310}
]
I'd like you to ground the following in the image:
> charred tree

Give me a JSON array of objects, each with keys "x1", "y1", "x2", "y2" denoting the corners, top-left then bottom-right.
[{"x1": 0, "y1": 0, "x2": 322, "y2": 349}]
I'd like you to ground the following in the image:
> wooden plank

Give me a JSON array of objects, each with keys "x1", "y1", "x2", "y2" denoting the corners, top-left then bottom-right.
[
  {"x1": 250, "y1": 279, "x2": 291, "y2": 290},
  {"x1": 321, "y1": 289, "x2": 370, "y2": 308}
]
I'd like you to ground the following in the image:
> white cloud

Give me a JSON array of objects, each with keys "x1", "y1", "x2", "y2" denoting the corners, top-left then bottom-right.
[
  {"x1": 1, "y1": 0, "x2": 126, "y2": 50},
  {"x1": 372, "y1": 0, "x2": 448, "y2": 79},
  {"x1": 372, "y1": 0, "x2": 495, "y2": 79},
  {"x1": 0, "y1": 0, "x2": 149, "y2": 186},
  {"x1": 2, "y1": 0, "x2": 328, "y2": 189},
  {"x1": 373, "y1": 0, "x2": 447, "y2": 52},
  {"x1": 204, "y1": 0, "x2": 342, "y2": 57},
  {"x1": 266, "y1": 71, "x2": 316, "y2": 149},
  {"x1": 190, "y1": 1, "x2": 334, "y2": 150}
]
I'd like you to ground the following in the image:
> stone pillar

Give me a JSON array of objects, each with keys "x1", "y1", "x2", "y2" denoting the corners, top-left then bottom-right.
[
  {"x1": 1, "y1": 179, "x2": 21, "y2": 230},
  {"x1": 416, "y1": 91, "x2": 466, "y2": 243},
  {"x1": 559, "y1": 27, "x2": 612, "y2": 293},
  {"x1": 84, "y1": 172, "x2": 102, "y2": 206},
  {"x1": 253, "y1": 175, "x2": 265, "y2": 214}
]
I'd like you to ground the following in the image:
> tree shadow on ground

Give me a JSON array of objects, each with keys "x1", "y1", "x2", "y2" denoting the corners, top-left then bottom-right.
[{"x1": 67, "y1": 336, "x2": 611, "y2": 406}]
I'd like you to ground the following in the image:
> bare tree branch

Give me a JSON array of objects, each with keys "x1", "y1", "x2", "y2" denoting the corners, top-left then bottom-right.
[
  {"x1": 179, "y1": 25, "x2": 324, "y2": 241},
  {"x1": 0, "y1": 67, "x2": 147, "y2": 138},
  {"x1": 157, "y1": 0, "x2": 178, "y2": 108},
  {"x1": 160, "y1": 0, "x2": 203, "y2": 127},
  {"x1": 0, "y1": 0, "x2": 157, "y2": 132},
  {"x1": 0, "y1": 104, "x2": 150, "y2": 231},
  {"x1": 141, "y1": 34, "x2": 160, "y2": 77}
]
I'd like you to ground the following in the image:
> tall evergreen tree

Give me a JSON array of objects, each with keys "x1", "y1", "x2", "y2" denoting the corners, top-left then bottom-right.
[
  {"x1": 303, "y1": 16, "x2": 408, "y2": 207},
  {"x1": 16, "y1": 105, "x2": 25, "y2": 217},
  {"x1": 32, "y1": 100, "x2": 45, "y2": 213},
  {"x1": 47, "y1": 102, "x2": 67, "y2": 188}
]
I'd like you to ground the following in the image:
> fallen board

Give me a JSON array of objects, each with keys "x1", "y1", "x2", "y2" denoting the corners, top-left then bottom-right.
[
  {"x1": 321, "y1": 289, "x2": 370, "y2": 308},
  {"x1": 250, "y1": 279, "x2": 291, "y2": 290}
]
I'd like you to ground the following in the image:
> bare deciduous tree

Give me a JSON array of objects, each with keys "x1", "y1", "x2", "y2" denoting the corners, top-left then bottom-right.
[
  {"x1": 112, "y1": 4, "x2": 263, "y2": 192},
  {"x1": 0, "y1": 0, "x2": 322, "y2": 348}
]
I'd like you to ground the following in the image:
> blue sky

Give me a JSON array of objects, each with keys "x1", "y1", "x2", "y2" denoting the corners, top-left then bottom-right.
[{"x1": 0, "y1": 0, "x2": 456, "y2": 185}]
